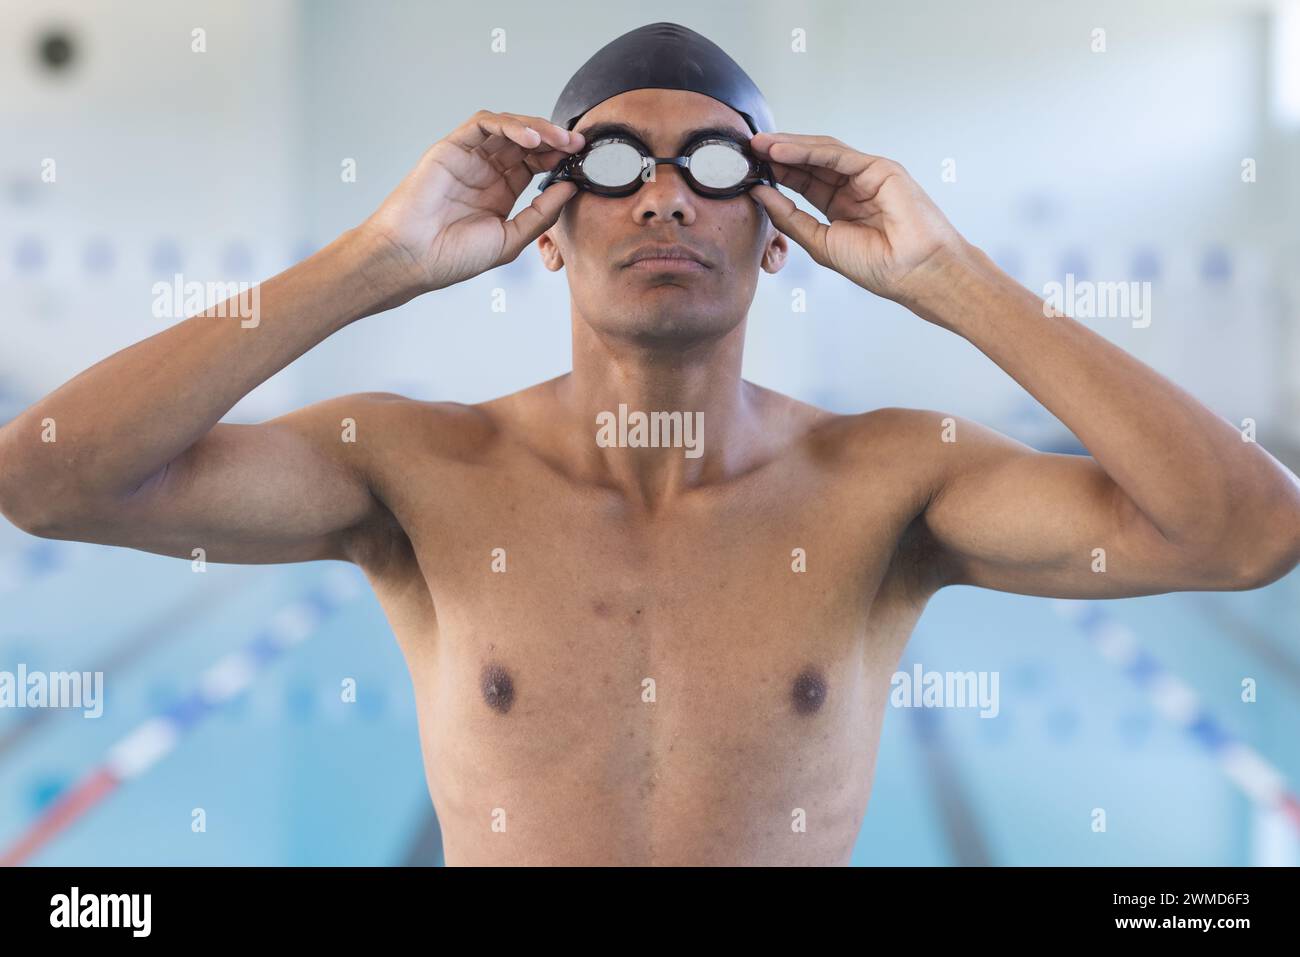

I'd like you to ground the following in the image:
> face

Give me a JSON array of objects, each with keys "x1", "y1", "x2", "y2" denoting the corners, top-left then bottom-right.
[{"x1": 537, "y1": 88, "x2": 787, "y2": 347}]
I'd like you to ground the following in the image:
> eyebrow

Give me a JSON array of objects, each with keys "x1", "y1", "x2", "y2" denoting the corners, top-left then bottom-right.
[{"x1": 574, "y1": 121, "x2": 750, "y2": 154}]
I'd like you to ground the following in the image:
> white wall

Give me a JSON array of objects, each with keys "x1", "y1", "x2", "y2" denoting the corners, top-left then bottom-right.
[{"x1": 0, "y1": 0, "x2": 302, "y2": 419}]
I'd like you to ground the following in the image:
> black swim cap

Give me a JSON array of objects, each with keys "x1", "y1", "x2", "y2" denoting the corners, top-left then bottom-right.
[{"x1": 550, "y1": 22, "x2": 775, "y2": 136}]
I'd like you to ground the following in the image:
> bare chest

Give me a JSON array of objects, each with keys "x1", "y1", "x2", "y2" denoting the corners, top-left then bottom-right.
[{"x1": 362, "y1": 460, "x2": 924, "y2": 863}]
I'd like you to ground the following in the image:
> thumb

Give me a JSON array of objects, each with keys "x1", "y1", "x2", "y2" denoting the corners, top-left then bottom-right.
[
  {"x1": 499, "y1": 181, "x2": 578, "y2": 263},
  {"x1": 750, "y1": 184, "x2": 829, "y2": 267}
]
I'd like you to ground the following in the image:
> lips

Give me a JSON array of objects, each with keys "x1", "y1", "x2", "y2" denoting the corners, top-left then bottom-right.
[{"x1": 621, "y1": 244, "x2": 710, "y2": 268}]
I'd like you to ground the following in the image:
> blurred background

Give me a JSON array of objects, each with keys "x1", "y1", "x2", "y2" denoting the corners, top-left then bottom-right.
[{"x1": 1, "y1": 0, "x2": 1298, "y2": 865}]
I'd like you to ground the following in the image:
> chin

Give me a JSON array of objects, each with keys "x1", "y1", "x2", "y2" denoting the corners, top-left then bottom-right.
[
  {"x1": 604, "y1": 300, "x2": 733, "y2": 343},
  {"x1": 573, "y1": 279, "x2": 745, "y2": 345}
]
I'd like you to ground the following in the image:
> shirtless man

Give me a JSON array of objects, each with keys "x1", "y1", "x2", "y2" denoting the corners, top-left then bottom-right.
[{"x1": 1, "y1": 23, "x2": 1298, "y2": 866}]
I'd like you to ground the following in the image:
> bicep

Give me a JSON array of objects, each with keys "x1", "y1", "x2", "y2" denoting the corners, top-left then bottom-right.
[
  {"x1": 921, "y1": 419, "x2": 1237, "y2": 598},
  {"x1": 45, "y1": 395, "x2": 395, "y2": 565}
]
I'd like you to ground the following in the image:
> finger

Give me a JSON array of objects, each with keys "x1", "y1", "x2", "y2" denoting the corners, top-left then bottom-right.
[
  {"x1": 748, "y1": 184, "x2": 830, "y2": 266},
  {"x1": 499, "y1": 160, "x2": 537, "y2": 200},
  {"x1": 496, "y1": 112, "x2": 586, "y2": 153},
  {"x1": 481, "y1": 137, "x2": 570, "y2": 179},
  {"x1": 506, "y1": 148, "x2": 577, "y2": 200},
  {"x1": 450, "y1": 111, "x2": 583, "y2": 155},
  {"x1": 751, "y1": 131, "x2": 884, "y2": 165},
  {"x1": 447, "y1": 115, "x2": 516, "y2": 154},
  {"x1": 466, "y1": 115, "x2": 582, "y2": 194},
  {"x1": 765, "y1": 159, "x2": 839, "y2": 214},
  {"x1": 526, "y1": 149, "x2": 572, "y2": 174},
  {"x1": 779, "y1": 145, "x2": 905, "y2": 201},
  {"x1": 767, "y1": 155, "x2": 847, "y2": 190},
  {"x1": 765, "y1": 140, "x2": 875, "y2": 179},
  {"x1": 499, "y1": 180, "x2": 579, "y2": 262},
  {"x1": 434, "y1": 135, "x2": 570, "y2": 203},
  {"x1": 754, "y1": 133, "x2": 905, "y2": 197}
]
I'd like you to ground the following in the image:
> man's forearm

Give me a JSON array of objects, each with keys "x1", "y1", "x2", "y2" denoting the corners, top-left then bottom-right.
[
  {"x1": 0, "y1": 227, "x2": 402, "y2": 516},
  {"x1": 901, "y1": 242, "x2": 1300, "y2": 553}
]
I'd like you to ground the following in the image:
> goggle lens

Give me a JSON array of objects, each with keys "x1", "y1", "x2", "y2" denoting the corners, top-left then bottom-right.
[
  {"x1": 582, "y1": 141, "x2": 646, "y2": 188},
  {"x1": 688, "y1": 142, "x2": 752, "y2": 190}
]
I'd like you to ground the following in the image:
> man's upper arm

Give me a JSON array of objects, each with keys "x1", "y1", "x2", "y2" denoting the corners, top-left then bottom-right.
[
  {"x1": 46, "y1": 392, "x2": 407, "y2": 566},
  {"x1": 911, "y1": 411, "x2": 1249, "y2": 598}
]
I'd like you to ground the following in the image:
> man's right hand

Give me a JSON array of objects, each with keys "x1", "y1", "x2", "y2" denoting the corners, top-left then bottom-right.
[{"x1": 359, "y1": 111, "x2": 586, "y2": 300}]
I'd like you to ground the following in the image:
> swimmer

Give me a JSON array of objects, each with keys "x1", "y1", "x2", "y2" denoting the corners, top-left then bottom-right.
[{"x1": 1, "y1": 22, "x2": 1297, "y2": 865}]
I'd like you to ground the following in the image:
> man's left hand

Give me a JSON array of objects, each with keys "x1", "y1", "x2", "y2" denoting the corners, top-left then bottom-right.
[{"x1": 748, "y1": 133, "x2": 969, "y2": 307}]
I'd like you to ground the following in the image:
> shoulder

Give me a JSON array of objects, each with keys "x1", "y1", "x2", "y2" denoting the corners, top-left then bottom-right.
[
  {"x1": 273, "y1": 391, "x2": 509, "y2": 464},
  {"x1": 795, "y1": 405, "x2": 950, "y2": 488},
  {"x1": 812, "y1": 405, "x2": 989, "y2": 447},
  {"x1": 808, "y1": 405, "x2": 1032, "y2": 485}
]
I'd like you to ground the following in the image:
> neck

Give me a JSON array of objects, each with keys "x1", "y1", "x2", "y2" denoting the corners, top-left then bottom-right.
[{"x1": 556, "y1": 317, "x2": 760, "y2": 509}]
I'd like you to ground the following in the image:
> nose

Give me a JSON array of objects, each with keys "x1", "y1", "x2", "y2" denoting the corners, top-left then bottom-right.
[{"x1": 630, "y1": 162, "x2": 698, "y2": 225}]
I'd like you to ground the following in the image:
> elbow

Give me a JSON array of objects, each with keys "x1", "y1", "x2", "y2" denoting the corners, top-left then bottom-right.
[
  {"x1": 0, "y1": 470, "x2": 97, "y2": 539},
  {"x1": 0, "y1": 481, "x2": 65, "y2": 539},
  {"x1": 1222, "y1": 505, "x2": 1300, "y2": 591},
  {"x1": 0, "y1": 442, "x2": 71, "y2": 538},
  {"x1": 0, "y1": 458, "x2": 36, "y2": 536}
]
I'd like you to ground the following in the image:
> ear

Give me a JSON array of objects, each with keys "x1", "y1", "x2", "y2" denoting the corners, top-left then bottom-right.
[
  {"x1": 536, "y1": 223, "x2": 566, "y2": 272},
  {"x1": 760, "y1": 223, "x2": 788, "y2": 274}
]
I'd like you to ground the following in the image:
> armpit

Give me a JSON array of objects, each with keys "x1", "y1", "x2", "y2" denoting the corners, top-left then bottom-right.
[
  {"x1": 340, "y1": 498, "x2": 412, "y2": 574},
  {"x1": 887, "y1": 510, "x2": 955, "y2": 603}
]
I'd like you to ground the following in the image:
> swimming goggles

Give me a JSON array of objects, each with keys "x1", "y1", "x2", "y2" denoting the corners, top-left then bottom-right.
[{"x1": 539, "y1": 134, "x2": 777, "y2": 199}]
